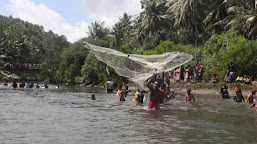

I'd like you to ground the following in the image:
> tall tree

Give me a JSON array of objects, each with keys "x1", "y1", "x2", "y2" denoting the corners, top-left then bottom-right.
[
  {"x1": 167, "y1": 0, "x2": 215, "y2": 46},
  {"x1": 113, "y1": 22, "x2": 124, "y2": 47},
  {"x1": 136, "y1": 0, "x2": 171, "y2": 48},
  {"x1": 112, "y1": 13, "x2": 133, "y2": 47},
  {"x1": 119, "y1": 13, "x2": 133, "y2": 30},
  {"x1": 205, "y1": 0, "x2": 257, "y2": 39},
  {"x1": 88, "y1": 21, "x2": 109, "y2": 40}
]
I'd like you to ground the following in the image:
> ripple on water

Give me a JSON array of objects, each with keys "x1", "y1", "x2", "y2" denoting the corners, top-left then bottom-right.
[{"x1": 0, "y1": 87, "x2": 257, "y2": 143}]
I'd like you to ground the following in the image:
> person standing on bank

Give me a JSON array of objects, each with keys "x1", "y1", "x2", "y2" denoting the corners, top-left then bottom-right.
[{"x1": 106, "y1": 78, "x2": 114, "y2": 93}]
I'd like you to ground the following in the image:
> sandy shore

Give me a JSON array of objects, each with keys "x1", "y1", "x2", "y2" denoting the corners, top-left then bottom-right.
[
  {"x1": 174, "y1": 88, "x2": 251, "y2": 97},
  {"x1": 74, "y1": 82, "x2": 256, "y2": 97},
  {"x1": 124, "y1": 83, "x2": 254, "y2": 97}
]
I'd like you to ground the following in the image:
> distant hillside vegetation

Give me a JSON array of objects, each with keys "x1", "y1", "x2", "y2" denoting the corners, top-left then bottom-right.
[{"x1": 0, "y1": 15, "x2": 70, "y2": 81}]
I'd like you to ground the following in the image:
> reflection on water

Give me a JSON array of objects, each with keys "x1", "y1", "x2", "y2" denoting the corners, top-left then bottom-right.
[{"x1": 0, "y1": 85, "x2": 257, "y2": 144}]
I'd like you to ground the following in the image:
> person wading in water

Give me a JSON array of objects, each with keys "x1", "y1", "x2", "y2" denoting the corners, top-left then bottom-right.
[{"x1": 147, "y1": 74, "x2": 174, "y2": 111}]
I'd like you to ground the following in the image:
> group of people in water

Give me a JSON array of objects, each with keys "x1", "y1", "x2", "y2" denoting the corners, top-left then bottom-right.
[
  {"x1": 220, "y1": 82, "x2": 257, "y2": 109},
  {"x1": 3, "y1": 80, "x2": 49, "y2": 89},
  {"x1": 106, "y1": 74, "x2": 196, "y2": 111},
  {"x1": 106, "y1": 74, "x2": 257, "y2": 111}
]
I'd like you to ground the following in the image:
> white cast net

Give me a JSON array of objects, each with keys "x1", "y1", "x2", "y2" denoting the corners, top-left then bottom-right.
[{"x1": 84, "y1": 43, "x2": 193, "y2": 88}]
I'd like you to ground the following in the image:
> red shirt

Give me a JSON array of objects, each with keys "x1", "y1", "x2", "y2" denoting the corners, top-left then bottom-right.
[
  {"x1": 19, "y1": 82, "x2": 25, "y2": 88},
  {"x1": 235, "y1": 86, "x2": 242, "y2": 94},
  {"x1": 213, "y1": 76, "x2": 219, "y2": 82}
]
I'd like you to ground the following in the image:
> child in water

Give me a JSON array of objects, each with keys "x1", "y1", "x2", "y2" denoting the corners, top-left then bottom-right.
[
  {"x1": 117, "y1": 84, "x2": 125, "y2": 101},
  {"x1": 235, "y1": 84, "x2": 242, "y2": 95},
  {"x1": 220, "y1": 82, "x2": 230, "y2": 99},
  {"x1": 249, "y1": 99, "x2": 257, "y2": 109},
  {"x1": 185, "y1": 88, "x2": 195, "y2": 102},
  {"x1": 246, "y1": 90, "x2": 256, "y2": 104},
  {"x1": 3, "y1": 80, "x2": 8, "y2": 87},
  {"x1": 233, "y1": 91, "x2": 245, "y2": 102},
  {"x1": 123, "y1": 85, "x2": 131, "y2": 97},
  {"x1": 137, "y1": 89, "x2": 147, "y2": 104}
]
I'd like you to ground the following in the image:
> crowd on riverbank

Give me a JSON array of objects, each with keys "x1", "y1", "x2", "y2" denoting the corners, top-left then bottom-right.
[
  {"x1": 2, "y1": 80, "x2": 49, "y2": 89},
  {"x1": 2, "y1": 63, "x2": 42, "y2": 70},
  {"x1": 170, "y1": 62, "x2": 254, "y2": 85}
]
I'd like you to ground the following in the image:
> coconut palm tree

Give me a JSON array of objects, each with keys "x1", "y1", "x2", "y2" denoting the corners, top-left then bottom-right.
[
  {"x1": 112, "y1": 22, "x2": 124, "y2": 47},
  {"x1": 167, "y1": 0, "x2": 215, "y2": 46},
  {"x1": 88, "y1": 21, "x2": 109, "y2": 40},
  {"x1": 205, "y1": 0, "x2": 257, "y2": 39},
  {"x1": 135, "y1": 0, "x2": 171, "y2": 48},
  {"x1": 118, "y1": 13, "x2": 133, "y2": 39},
  {"x1": 119, "y1": 13, "x2": 133, "y2": 29}
]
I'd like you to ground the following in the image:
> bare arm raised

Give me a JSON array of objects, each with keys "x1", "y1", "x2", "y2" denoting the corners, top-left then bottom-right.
[{"x1": 147, "y1": 74, "x2": 155, "y2": 89}]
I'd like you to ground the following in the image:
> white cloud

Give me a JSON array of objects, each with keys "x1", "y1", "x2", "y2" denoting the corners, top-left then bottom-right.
[
  {"x1": 9, "y1": 0, "x2": 89, "y2": 42},
  {"x1": 78, "y1": 0, "x2": 142, "y2": 28}
]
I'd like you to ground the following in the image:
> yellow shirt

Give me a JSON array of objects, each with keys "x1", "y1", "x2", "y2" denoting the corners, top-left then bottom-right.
[
  {"x1": 246, "y1": 94, "x2": 254, "y2": 104},
  {"x1": 133, "y1": 91, "x2": 139, "y2": 101}
]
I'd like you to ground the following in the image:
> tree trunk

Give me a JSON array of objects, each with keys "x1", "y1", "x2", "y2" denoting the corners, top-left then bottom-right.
[
  {"x1": 255, "y1": 0, "x2": 257, "y2": 10},
  {"x1": 192, "y1": 0, "x2": 198, "y2": 47}
]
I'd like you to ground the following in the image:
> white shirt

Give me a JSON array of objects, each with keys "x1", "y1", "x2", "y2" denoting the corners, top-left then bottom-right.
[{"x1": 106, "y1": 81, "x2": 114, "y2": 89}]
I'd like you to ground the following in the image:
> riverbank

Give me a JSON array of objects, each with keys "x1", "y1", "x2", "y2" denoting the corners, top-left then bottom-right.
[
  {"x1": 96, "y1": 82, "x2": 256, "y2": 96},
  {"x1": 169, "y1": 82, "x2": 256, "y2": 96},
  {"x1": 3, "y1": 80, "x2": 254, "y2": 97}
]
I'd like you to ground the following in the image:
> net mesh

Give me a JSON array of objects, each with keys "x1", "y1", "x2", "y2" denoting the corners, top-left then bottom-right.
[{"x1": 84, "y1": 43, "x2": 193, "y2": 88}]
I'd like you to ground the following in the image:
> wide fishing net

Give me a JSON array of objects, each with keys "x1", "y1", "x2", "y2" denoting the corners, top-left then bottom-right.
[{"x1": 84, "y1": 43, "x2": 193, "y2": 88}]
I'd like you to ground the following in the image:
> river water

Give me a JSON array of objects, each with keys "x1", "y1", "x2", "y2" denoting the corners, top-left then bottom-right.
[{"x1": 0, "y1": 85, "x2": 257, "y2": 144}]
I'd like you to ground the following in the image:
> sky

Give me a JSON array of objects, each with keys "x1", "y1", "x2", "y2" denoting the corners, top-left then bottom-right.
[{"x1": 0, "y1": 0, "x2": 142, "y2": 42}]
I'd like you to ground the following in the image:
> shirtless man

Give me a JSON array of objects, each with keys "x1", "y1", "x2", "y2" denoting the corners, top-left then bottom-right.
[
  {"x1": 160, "y1": 77, "x2": 175, "y2": 103},
  {"x1": 147, "y1": 74, "x2": 173, "y2": 110},
  {"x1": 163, "y1": 76, "x2": 175, "y2": 98},
  {"x1": 117, "y1": 84, "x2": 125, "y2": 101},
  {"x1": 185, "y1": 88, "x2": 195, "y2": 102}
]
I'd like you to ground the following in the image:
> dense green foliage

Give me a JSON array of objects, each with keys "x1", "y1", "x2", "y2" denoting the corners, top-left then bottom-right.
[
  {"x1": 55, "y1": 42, "x2": 87, "y2": 84},
  {"x1": 1, "y1": 0, "x2": 257, "y2": 85},
  {"x1": 202, "y1": 31, "x2": 257, "y2": 80},
  {"x1": 0, "y1": 15, "x2": 69, "y2": 82}
]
